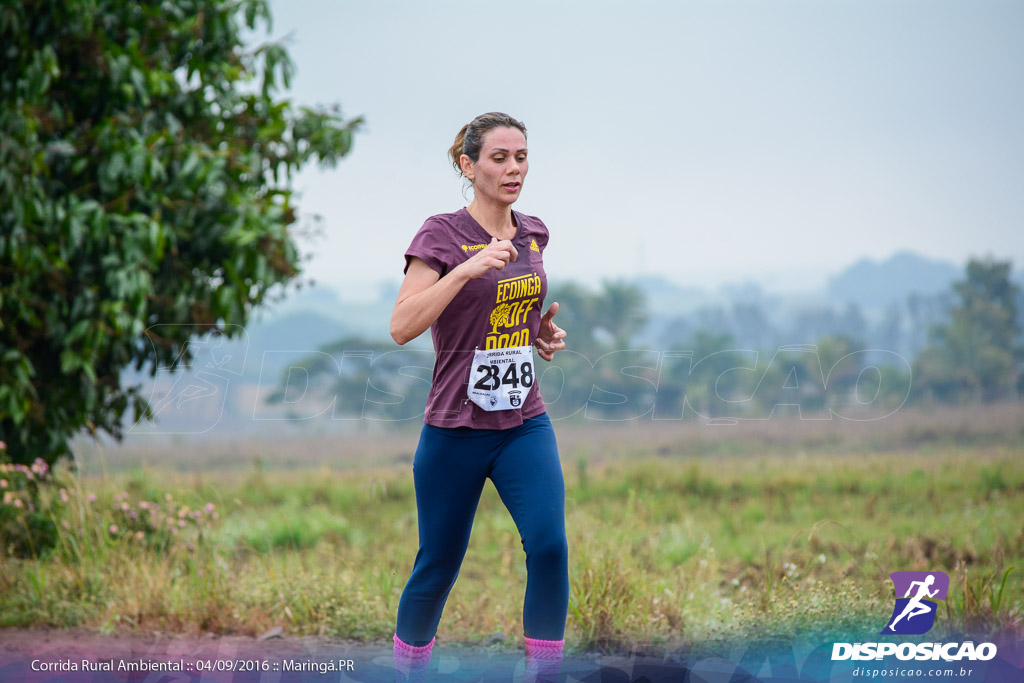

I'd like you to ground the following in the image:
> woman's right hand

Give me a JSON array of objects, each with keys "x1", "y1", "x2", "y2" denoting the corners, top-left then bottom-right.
[
  {"x1": 391, "y1": 237, "x2": 518, "y2": 344},
  {"x1": 457, "y1": 236, "x2": 518, "y2": 280}
]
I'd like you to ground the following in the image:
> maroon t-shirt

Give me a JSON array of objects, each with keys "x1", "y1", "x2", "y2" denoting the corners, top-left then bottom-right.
[{"x1": 403, "y1": 207, "x2": 549, "y2": 429}]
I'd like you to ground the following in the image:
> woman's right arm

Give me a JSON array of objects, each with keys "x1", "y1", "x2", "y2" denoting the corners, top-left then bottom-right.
[{"x1": 390, "y1": 237, "x2": 518, "y2": 345}]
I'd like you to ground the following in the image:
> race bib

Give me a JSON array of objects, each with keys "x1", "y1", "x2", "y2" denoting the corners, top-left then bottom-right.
[{"x1": 467, "y1": 345, "x2": 535, "y2": 411}]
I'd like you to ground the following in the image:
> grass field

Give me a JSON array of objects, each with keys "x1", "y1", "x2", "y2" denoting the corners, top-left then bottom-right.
[{"x1": 2, "y1": 404, "x2": 1022, "y2": 655}]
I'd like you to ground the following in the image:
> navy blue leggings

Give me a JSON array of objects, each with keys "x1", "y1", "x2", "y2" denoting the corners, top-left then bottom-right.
[{"x1": 394, "y1": 412, "x2": 569, "y2": 646}]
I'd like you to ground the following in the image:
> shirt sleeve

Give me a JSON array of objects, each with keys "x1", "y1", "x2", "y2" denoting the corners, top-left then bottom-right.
[
  {"x1": 534, "y1": 216, "x2": 550, "y2": 251},
  {"x1": 404, "y1": 217, "x2": 450, "y2": 277}
]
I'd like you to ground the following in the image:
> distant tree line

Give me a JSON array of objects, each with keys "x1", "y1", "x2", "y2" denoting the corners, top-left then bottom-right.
[{"x1": 272, "y1": 257, "x2": 1020, "y2": 422}]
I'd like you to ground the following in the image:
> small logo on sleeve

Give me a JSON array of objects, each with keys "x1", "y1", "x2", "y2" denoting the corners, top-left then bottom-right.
[
  {"x1": 529, "y1": 238, "x2": 540, "y2": 252},
  {"x1": 882, "y1": 571, "x2": 948, "y2": 635}
]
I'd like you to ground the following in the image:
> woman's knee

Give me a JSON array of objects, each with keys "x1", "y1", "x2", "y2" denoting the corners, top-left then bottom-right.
[
  {"x1": 408, "y1": 556, "x2": 464, "y2": 597},
  {"x1": 524, "y1": 533, "x2": 568, "y2": 568}
]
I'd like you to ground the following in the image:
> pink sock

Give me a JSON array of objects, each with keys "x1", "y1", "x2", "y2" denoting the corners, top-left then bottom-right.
[
  {"x1": 525, "y1": 636, "x2": 564, "y2": 679},
  {"x1": 393, "y1": 633, "x2": 434, "y2": 681}
]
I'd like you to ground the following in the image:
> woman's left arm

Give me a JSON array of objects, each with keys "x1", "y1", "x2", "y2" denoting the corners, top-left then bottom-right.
[{"x1": 534, "y1": 301, "x2": 567, "y2": 361}]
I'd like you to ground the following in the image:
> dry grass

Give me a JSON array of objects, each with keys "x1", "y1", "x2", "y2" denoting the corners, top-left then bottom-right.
[{"x1": 2, "y1": 403, "x2": 1020, "y2": 654}]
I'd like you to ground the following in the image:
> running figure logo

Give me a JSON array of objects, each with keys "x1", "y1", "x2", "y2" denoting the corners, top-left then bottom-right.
[{"x1": 882, "y1": 571, "x2": 949, "y2": 635}]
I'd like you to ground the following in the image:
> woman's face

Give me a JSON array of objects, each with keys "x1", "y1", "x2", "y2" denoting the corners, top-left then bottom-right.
[{"x1": 463, "y1": 126, "x2": 529, "y2": 206}]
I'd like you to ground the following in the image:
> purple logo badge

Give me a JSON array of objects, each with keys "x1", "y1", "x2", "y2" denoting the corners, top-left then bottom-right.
[{"x1": 882, "y1": 571, "x2": 949, "y2": 635}]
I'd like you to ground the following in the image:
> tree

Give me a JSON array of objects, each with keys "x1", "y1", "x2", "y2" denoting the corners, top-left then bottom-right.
[
  {"x1": 267, "y1": 336, "x2": 432, "y2": 423},
  {"x1": 595, "y1": 279, "x2": 648, "y2": 349},
  {"x1": 0, "y1": 0, "x2": 362, "y2": 465},
  {"x1": 788, "y1": 302, "x2": 867, "y2": 345},
  {"x1": 546, "y1": 281, "x2": 600, "y2": 357},
  {"x1": 731, "y1": 301, "x2": 776, "y2": 351},
  {"x1": 545, "y1": 279, "x2": 648, "y2": 356},
  {"x1": 914, "y1": 257, "x2": 1021, "y2": 402}
]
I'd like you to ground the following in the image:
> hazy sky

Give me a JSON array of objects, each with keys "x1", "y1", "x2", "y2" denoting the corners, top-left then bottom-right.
[{"x1": 258, "y1": 0, "x2": 1023, "y2": 296}]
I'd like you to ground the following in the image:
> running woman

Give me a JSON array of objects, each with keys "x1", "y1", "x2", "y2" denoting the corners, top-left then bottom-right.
[{"x1": 390, "y1": 112, "x2": 569, "y2": 682}]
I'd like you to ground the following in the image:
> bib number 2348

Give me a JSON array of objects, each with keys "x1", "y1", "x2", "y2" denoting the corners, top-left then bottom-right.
[{"x1": 467, "y1": 345, "x2": 535, "y2": 411}]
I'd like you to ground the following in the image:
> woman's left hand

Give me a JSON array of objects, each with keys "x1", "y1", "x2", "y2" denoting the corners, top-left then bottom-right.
[{"x1": 534, "y1": 302, "x2": 567, "y2": 362}]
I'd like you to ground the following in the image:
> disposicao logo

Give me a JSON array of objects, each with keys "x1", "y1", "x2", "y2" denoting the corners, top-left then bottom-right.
[
  {"x1": 831, "y1": 570, "x2": 998, "y2": 662},
  {"x1": 882, "y1": 571, "x2": 948, "y2": 635}
]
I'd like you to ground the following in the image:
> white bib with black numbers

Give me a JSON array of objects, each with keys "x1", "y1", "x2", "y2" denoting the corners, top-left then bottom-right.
[{"x1": 467, "y1": 345, "x2": 536, "y2": 411}]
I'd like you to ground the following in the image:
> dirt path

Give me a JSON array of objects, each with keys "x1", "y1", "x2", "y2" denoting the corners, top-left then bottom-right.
[
  {"x1": 7, "y1": 628, "x2": 1020, "y2": 681},
  {"x1": 0, "y1": 628, "x2": 690, "y2": 682}
]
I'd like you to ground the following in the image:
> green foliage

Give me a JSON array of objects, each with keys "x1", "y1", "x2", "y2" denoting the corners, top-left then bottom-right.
[
  {"x1": 0, "y1": 0, "x2": 362, "y2": 465},
  {"x1": 224, "y1": 503, "x2": 350, "y2": 553},
  {"x1": 285, "y1": 258, "x2": 1019, "y2": 424},
  {"x1": 667, "y1": 329, "x2": 742, "y2": 417},
  {"x1": 106, "y1": 490, "x2": 220, "y2": 552},
  {"x1": 0, "y1": 454, "x2": 221, "y2": 560},
  {"x1": 915, "y1": 258, "x2": 1021, "y2": 402},
  {"x1": 266, "y1": 335, "x2": 433, "y2": 421},
  {"x1": 2, "y1": 442, "x2": 1020, "y2": 645},
  {"x1": 547, "y1": 279, "x2": 649, "y2": 357},
  {"x1": 946, "y1": 565, "x2": 1018, "y2": 630},
  {"x1": 0, "y1": 458, "x2": 63, "y2": 557},
  {"x1": 569, "y1": 551, "x2": 645, "y2": 650}
]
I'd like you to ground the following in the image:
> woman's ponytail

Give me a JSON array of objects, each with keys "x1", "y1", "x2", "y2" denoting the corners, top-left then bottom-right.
[{"x1": 448, "y1": 124, "x2": 470, "y2": 175}]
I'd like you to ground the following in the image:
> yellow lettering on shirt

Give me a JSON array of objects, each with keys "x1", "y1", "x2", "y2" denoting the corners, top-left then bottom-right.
[
  {"x1": 485, "y1": 272, "x2": 541, "y2": 349},
  {"x1": 496, "y1": 273, "x2": 542, "y2": 304}
]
